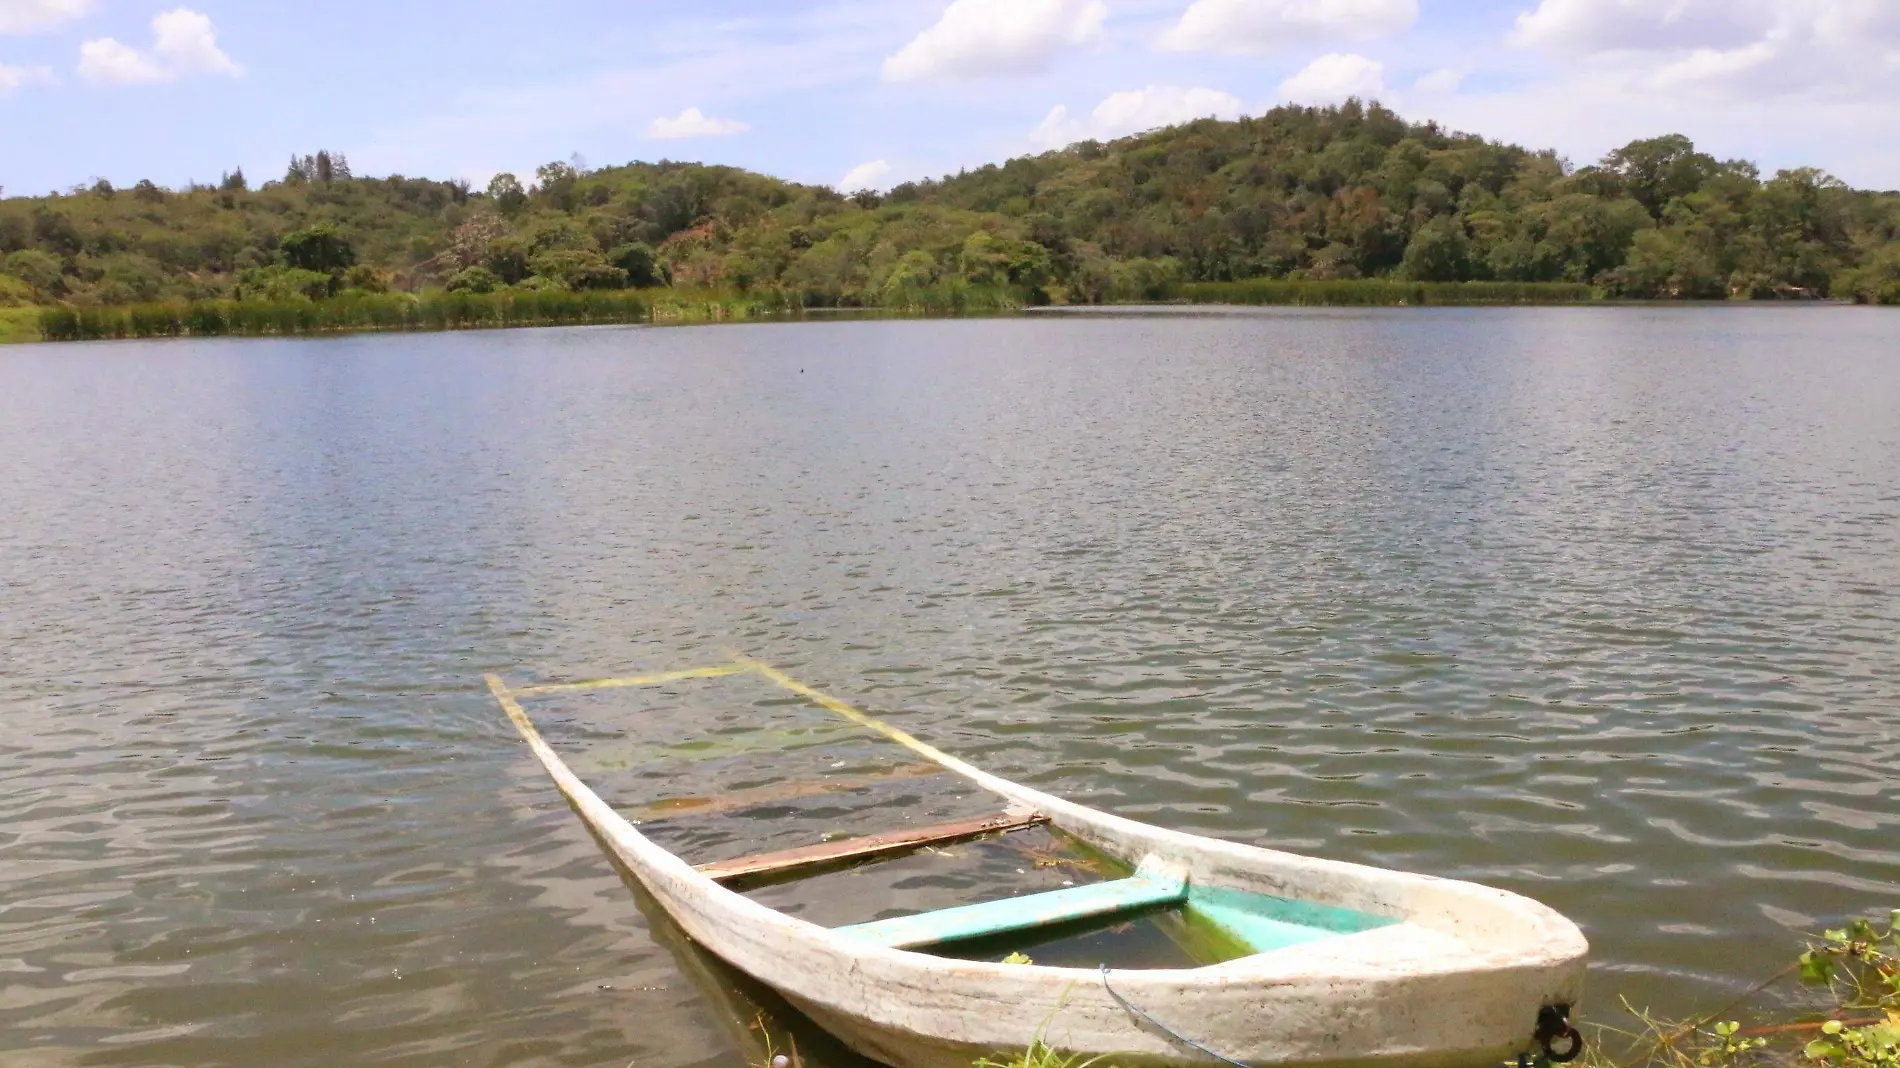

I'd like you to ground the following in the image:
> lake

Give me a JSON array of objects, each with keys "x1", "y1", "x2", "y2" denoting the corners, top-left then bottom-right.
[{"x1": 2, "y1": 307, "x2": 1896, "y2": 1067}]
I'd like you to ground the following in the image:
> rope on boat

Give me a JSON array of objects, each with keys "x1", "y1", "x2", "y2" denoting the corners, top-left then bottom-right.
[{"x1": 1099, "y1": 964, "x2": 1254, "y2": 1067}]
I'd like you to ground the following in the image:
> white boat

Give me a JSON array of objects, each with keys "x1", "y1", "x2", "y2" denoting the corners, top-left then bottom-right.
[{"x1": 488, "y1": 658, "x2": 1588, "y2": 1068}]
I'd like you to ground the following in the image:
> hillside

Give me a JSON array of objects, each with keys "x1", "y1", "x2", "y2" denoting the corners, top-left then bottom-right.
[{"x1": 4, "y1": 102, "x2": 1899, "y2": 312}]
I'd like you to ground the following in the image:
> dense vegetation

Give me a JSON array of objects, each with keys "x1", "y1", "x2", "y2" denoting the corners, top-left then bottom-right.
[{"x1": 4, "y1": 103, "x2": 1899, "y2": 335}]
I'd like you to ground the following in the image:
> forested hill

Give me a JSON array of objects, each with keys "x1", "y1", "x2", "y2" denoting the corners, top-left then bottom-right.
[{"x1": 4, "y1": 101, "x2": 1899, "y2": 312}]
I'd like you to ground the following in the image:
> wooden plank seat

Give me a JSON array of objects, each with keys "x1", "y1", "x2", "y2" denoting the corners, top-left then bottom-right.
[
  {"x1": 694, "y1": 810, "x2": 1047, "y2": 884},
  {"x1": 834, "y1": 858, "x2": 1188, "y2": 951}
]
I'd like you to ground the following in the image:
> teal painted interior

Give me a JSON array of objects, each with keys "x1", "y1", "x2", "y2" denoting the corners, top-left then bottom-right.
[
  {"x1": 1187, "y1": 886, "x2": 1399, "y2": 953},
  {"x1": 833, "y1": 862, "x2": 1397, "y2": 958},
  {"x1": 835, "y1": 867, "x2": 1187, "y2": 950}
]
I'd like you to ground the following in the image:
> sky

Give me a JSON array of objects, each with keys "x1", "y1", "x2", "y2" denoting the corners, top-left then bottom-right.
[{"x1": 3, "y1": 0, "x2": 1899, "y2": 197}]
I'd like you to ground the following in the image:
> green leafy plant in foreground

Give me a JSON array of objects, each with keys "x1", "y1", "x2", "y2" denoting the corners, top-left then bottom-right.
[
  {"x1": 746, "y1": 1009, "x2": 801, "y2": 1068},
  {"x1": 1806, "y1": 1019, "x2": 1900, "y2": 1068},
  {"x1": 1706, "y1": 1021, "x2": 1770, "y2": 1066},
  {"x1": 1800, "y1": 915, "x2": 1900, "y2": 1010},
  {"x1": 972, "y1": 1039, "x2": 1118, "y2": 1068},
  {"x1": 1799, "y1": 914, "x2": 1900, "y2": 1068},
  {"x1": 1569, "y1": 911, "x2": 1900, "y2": 1068}
]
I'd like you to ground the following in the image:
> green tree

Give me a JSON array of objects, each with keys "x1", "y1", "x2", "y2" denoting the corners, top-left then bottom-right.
[
  {"x1": 88, "y1": 252, "x2": 165, "y2": 303},
  {"x1": 1401, "y1": 216, "x2": 1471, "y2": 281},
  {"x1": 535, "y1": 161, "x2": 580, "y2": 212},
  {"x1": 485, "y1": 236, "x2": 531, "y2": 284},
  {"x1": 1609, "y1": 228, "x2": 1726, "y2": 298},
  {"x1": 487, "y1": 173, "x2": 527, "y2": 216},
  {"x1": 1535, "y1": 195, "x2": 1652, "y2": 281},
  {"x1": 236, "y1": 265, "x2": 335, "y2": 301},
  {"x1": 608, "y1": 242, "x2": 664, "y2": 287},
  {"x1": 3, "y1": 249, "x2": 65, "y2": 295},
  {"x1": 446, "y1": 265, "x2": 500, "y2": 293},
  {"x1": 341, "y1": 264, "x2": 390, "y2": 293},
  {"x1": 32, "y1": 207, "x2": 82, "y2": 256},
  {"x1": 958, "y1": 231, "x2": 1010, "y2": 286},
  {"x1": 1603, "y1": 134, "x2": 1720, "y2": 217},
  {"x1": 1327, "y1": 186, "x2": 1405, "y2": 275},
  {"x1": 280, "y1": 224, "x2": 357, "y2": 273},
  {"x1": 1834, "y1": 245, "x2": 1900, "y2": 304},
  {"x1": 527, "y1": 248, "x2": 625, "y2": 289},
  {"x1": 0, "y1": 213, "x2": 28, "y2": 253},
  {"x1": 881, "y1": 249, "x2": 939, "y2": 304}
]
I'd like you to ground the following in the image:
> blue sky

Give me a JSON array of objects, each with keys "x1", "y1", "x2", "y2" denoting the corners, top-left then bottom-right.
[{"x1": 4, "y1": 0, "x2": 1899, "y2": 197}]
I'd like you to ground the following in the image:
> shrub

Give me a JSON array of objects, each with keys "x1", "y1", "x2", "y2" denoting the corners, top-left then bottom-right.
[{"x1": 446, "y1": 266, "x2": 500, "y2": 294}]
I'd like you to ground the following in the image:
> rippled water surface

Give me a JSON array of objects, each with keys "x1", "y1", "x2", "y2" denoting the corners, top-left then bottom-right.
[{"x1": 3, "y1": 307, "x2": 1898, "y2": 1067}]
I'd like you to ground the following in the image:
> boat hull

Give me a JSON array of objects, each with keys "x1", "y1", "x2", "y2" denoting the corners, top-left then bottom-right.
[
  {"x1": 492, "y1": 672, "x2": 1588, "y2": 1067},
  {"x1": 602, "y1": 804, "x2": 1582, "y2": 1067}
]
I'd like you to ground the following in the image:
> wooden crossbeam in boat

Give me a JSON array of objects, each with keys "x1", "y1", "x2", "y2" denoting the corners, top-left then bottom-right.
[
  {"x1": 625, "y1": 764, "x2": 946, "y2": 821},
  {"x1": 694, "y1": 810, "x2": 1047, "y2": 884},
  {"x1": 513, "y1": 664, "x2": 750, "y2": 696}
]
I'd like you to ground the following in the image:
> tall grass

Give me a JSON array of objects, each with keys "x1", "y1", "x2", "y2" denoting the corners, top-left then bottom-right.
[
  {"x1": 0, "y1": 306, "x2": 43, "y2": 343},
  {"x1": 32, "y1": 278, "x2": 1602, "y2": 344},
  {"x1": 32, "y1": 288, "x2": 934, "y2": 343},
  {"x1": 37, "y1": 289, "x2": 663, "y2": 342},
  {"x1": 1172, "y1": 279, "x2": 1596, "y2": 306}
]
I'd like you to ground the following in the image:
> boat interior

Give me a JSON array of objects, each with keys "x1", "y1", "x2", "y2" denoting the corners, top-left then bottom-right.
[{"x1": 489, "y1": 660, "x2": 1397, "y2": 971}]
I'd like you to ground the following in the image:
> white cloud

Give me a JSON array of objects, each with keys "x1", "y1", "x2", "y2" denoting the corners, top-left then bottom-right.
[
  {"x1": 1648, "y1": 41, "x2": 1779, "y2": 90},
  {"x1": 1158, "y1": 0, "x2": 1416, "y2": 55},
  {"x1": 150, "y1": 7, "x2": 239, "y2": 76},
  {"x1": 77, "y1": 36, "x2": 164, "y2": 83},
  {"x1": 351, "y1": 4, "x2": 912, "y2": 186},
  {"x1": 0, "y1": 0, "x2": 92, "y2": 34},
  {"x1": 1508, "y1": 0, "x2": 1900, "y2": 99},
  {"x1": 1411, "y1": 67, "x2": 1465, "y2": 94},
  {"x1": 837, "y1": 158, "x2": 891, "y2": 190},
  {"x1": 1417, "y1": 56, "x2": 1900, "y2": 189},
  {"x1": 77, "y1": 7, "x2": 239, "y2": 85},
  {"x1": 1029, "y1": 84, "x2": 1243, "y2": 149},
  {"x1": 883, "y1": 0, "x2": 1106, "y2": 82},
  {"x1": 645, "y1": 106, "x2": 750, "y2": 139},
  {"x1": 1511, "y1": 0, "x2": 1772, "y2": 54},
  {"x1": 1278, "y1": 52, "x2": 1386, "y2": 104},
  {"x1": 0, "y1": 60, "x2": 54, "y2": 94}
]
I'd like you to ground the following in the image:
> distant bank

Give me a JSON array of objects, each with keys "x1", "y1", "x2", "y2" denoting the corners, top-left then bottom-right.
[
  {"x1": 5, "y1": 106, "x2": 1899, "y2": 337},
  {"x1": 9, "y1": 280, "x2": 1642, "y2": 343}
]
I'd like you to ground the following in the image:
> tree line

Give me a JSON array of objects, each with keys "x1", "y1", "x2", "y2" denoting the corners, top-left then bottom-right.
[{"x1": 3, "y1": 105, "x2": 1898, "y2": 316}]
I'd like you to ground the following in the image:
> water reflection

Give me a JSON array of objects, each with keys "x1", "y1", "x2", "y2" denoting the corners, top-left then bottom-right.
[{"x1": 1, "y1": 308, "x2": 1895, "y2": 1066}]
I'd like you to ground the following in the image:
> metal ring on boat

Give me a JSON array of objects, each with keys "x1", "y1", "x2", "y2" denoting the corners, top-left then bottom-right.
[{"x1": 1535, "y1": 1004, "x2": 1583, "y2": 1064}]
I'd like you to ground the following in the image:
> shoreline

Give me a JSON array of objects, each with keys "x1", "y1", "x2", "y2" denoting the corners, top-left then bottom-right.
[{"x1": 10, "y1": 279, "x2": 1880, "y2": 345}]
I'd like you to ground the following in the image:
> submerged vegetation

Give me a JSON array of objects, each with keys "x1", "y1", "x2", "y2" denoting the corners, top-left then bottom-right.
[{"x1": 5, "y1": 103, "x2": 1900, "y2": 342}]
